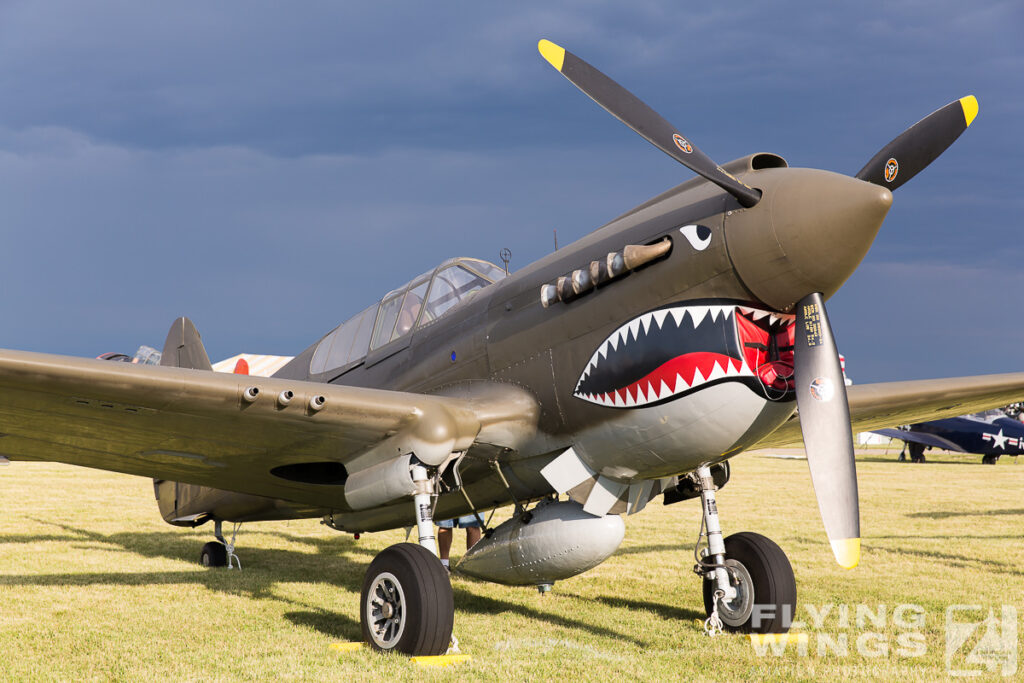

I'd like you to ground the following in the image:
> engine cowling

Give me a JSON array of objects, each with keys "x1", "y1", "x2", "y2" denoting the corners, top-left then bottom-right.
[{"x1": 455, "y1": 500, "x2": 624, "y2": 586}]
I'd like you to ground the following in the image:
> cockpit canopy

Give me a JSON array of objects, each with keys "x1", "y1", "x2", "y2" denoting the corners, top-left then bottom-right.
[
  {"x1": 310, "y1": 257, "x2": 507, "y2": 375},
  {"x1": 969, "y1": 409, "x2": 1008, "y2": 423}
]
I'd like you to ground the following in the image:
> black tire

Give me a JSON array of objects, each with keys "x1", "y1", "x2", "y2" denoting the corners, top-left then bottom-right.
[
  {"x1": 360, "y1": 543, "x2": 454, "y2": 656},
  {"x1": 702, "y1": 532, "x2": 796, "y2": 634},
  {"x1": 982, "y1": 454, "x2": 999, "y2": 465},
  {"x1": 908, "y1": 442, "x2": 926, "y2": 463},
  {"x1": 200, "y1": 541, "x2": 227, "y2": 568}
]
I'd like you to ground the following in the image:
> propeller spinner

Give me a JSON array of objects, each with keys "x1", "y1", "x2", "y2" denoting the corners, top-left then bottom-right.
[{"x1": 538, "y1": 38, "x2": 977, "y2": 569}]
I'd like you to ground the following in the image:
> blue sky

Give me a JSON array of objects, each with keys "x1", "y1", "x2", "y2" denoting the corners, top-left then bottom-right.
[{"x1": 1, "y1": 2, "x2": 1021, "y2": 383}]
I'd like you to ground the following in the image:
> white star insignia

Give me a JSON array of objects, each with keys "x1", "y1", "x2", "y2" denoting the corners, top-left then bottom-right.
[{"x1": 987, "y1": 429, "x2": 1009, "y2": 450}]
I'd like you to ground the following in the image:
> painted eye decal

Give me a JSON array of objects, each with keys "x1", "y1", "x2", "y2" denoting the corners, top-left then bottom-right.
[{"x1": 679, "y1": 224, "x2": 712, "y2": 251}]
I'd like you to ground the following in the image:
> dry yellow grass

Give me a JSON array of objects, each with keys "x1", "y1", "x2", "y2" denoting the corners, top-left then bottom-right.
[{"x1": 1, "y1": 449, "x2": 1022, "y2": 681}]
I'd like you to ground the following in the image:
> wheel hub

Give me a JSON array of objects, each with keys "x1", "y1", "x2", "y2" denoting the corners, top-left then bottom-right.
[
  {"x1": 716, "y1": 559, "x2": 754, "y2": 628},
  {"x1": 366, "y1": 572, "x2": 406, "y2": 649}
]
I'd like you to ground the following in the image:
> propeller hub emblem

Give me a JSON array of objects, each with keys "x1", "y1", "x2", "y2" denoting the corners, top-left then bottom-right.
[
  {"x1": 808, "y1": 376, "x2": 835, "y2": 402},
  {"x1": 672, "y1": 133, "x2": 693, "y2": 154},
  {"x1": 884, "y1": 158, "x2": 899, "y2": 183}
]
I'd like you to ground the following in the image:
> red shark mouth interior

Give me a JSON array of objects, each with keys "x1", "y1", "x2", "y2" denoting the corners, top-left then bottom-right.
[
  {"x1": 574, "y1": 302, "x2": 795, "y2": 408},
  {"x1": 735, "y1": 306, "x2": 797, "y2": 393}
]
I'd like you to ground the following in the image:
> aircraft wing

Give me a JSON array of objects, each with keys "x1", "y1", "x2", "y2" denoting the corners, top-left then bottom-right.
[
  {"x1": 755, "y1": 372, "x2": 1024, "y2": 449},
  {"x1": 870, "y1": 428, "x2": 968, "y2": 453},
  {"x1": 0, "y1": 349, "x2": 536, "y2": 508}
]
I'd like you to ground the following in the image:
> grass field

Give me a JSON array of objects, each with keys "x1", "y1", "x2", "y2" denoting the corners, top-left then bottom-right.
[{"x1": 2, "y1": 448, "x2": 1023, "y2": 681}]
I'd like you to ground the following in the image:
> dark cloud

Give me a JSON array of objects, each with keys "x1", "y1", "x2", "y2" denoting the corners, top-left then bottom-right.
[
  {"x1": 832, "y1": 259, "x2": 1024, "y2": 381},
  {"x1": 0, "y1": 1, "x2": 1020, "y2": 383}
]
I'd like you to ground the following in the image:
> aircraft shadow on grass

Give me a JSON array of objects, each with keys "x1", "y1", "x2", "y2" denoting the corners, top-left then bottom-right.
[
  {"x1": 861, "y1": 543, "x2": 1019, "y2": 573},
  {"x1": 284, "y1": 588, "x2": 650, "y2": 645},
  {"x1": 786, "y1": 532, "x2": 1019, "y2": 573},
  {"x1": 282, "y1": 588, "x2": 651, "y2": 646},
  {"x1": 284, "y1": 610, "x2": 361, "y2": 642},
  {"x1": 612, "y1": 543, "x2": 683, "y2": 557},
  {"x1": 3, "y1": 519, "x2": 648, "y2": 645},
  {"x1": 873, "y1": 533, "x2": 1024, "y2": 541},
  {"x1": 563, "y1": 594, "x2": 704, "y2": 623},
  {"x1": 905, "y1": 508, "x2": 1024, "y2": 519},
  {"x1": 856, "y1": 455, "x2": 987, "y2": 465}
]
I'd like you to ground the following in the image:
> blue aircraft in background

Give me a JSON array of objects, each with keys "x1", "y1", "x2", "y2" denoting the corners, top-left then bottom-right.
[{"x1": 873, "y1": 406, "x2": 1024, "y2": 464}]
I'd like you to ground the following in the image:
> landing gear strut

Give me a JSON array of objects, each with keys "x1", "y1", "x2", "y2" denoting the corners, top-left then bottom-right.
[
  {"x1": 693, "y1": 465, "x2": 796, "y2": 634},
  {"x1": 200, "y1": 520, "x2": 241, "y2": 569},
  {"x1": 359, "y1": 460, "x2": 454, "y2": 655}
]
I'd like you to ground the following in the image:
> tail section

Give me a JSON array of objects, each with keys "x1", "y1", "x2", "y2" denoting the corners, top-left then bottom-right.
[{"x1": 160, "y1": 317, "x2": 212, "y2": 371}]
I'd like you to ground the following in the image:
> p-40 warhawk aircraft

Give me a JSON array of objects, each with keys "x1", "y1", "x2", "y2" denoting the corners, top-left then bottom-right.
[{"x1": 1, "y1": 41, "x2": 1022, "y2": 656}]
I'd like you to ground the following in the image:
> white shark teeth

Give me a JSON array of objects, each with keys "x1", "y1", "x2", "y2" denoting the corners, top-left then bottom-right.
[
  {"x1": 627, "y1": 318, "x2": 642, "y2": 342},
  {"x1": 710, "y1": 305, "x2": 732, "y2": 322},
  {"x1": 659, "y1": 379, "x2": 672, "y2": 400},
  {"x1": 575, "y1": 302, "x2": 796, "y2": 407},
  {"x1": 687, "y1": 305, "x2": 707, "y2": 328},
  {"x1": 707, "y1": 360, "x2": 727, "y2": 382},
  {"x1": 650, "y1": 304, "x2": 741, "y2": 329},
  {"x1": 738, "y1": 305, "x2": 783, "y2": 324},
  {"x1": 639, "y1": 314, "x2": 652, "y2": 335},
  {"x1": 575, "y1": 357, "x2": 757, "y2": 407},
  {"x1": 652, "y1": 309, "x2": 669, "y2": 329}
]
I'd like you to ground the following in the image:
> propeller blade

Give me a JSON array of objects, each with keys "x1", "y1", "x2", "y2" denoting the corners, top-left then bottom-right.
[
  {"x1": 855, "y1": 96, "x2": 978, "y2": 191},
  {"x1": 538, "y1": 39, "x2": 761, "y2": 208},
  {"x1": 793, "y1": 292, "x2": 860, "y2": 568}
]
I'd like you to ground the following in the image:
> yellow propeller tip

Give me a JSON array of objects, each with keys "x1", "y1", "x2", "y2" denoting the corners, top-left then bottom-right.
[
  {"x1": 959, "y1": 95, "x2": 978, "y2": 127},
  {"x1": 830, "y1": 537, "x2": 860, "y2": 569},
  {"x1": 538, "y1": 39, "x2": 565, "y2": 72}
]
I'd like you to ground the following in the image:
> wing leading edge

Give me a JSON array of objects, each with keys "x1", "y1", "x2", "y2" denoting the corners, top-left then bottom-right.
[
  {"x1": 0, "y1": 349, "x2": 537, "y2": 509},
  {"x1": 870, "y1": 427, "x2": 968, "y2": 453},
  {"x1": 756, "y1": 372, "x2": 1024, "y2": 449}
]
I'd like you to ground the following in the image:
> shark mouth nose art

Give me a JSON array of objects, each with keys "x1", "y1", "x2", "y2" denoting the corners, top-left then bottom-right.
[{"x1": 573, "y1": 301, "x2": 796, "y2": 408}]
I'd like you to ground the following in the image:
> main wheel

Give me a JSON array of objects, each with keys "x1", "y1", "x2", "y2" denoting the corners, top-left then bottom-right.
[
  {"x1": 360, "y1": 543, "x2": 454, "y2": 656},
  {"x1": 702, "y1": 532, "x2": 796, "y2": 634},
  {"x1": 200, "y1": 541, "x2": 227, "y2": 568},
  {"x1": 982, "y1": 454, "x2": 999, "y2": 465},
  {"x1": 908, "y1": 442, "x2": 926, "y2": 463}
]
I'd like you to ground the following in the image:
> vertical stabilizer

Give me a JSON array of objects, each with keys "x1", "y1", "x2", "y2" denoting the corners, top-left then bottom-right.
[{"x1": 160, "y1": 317, "x2": 213, "y2": 371}]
